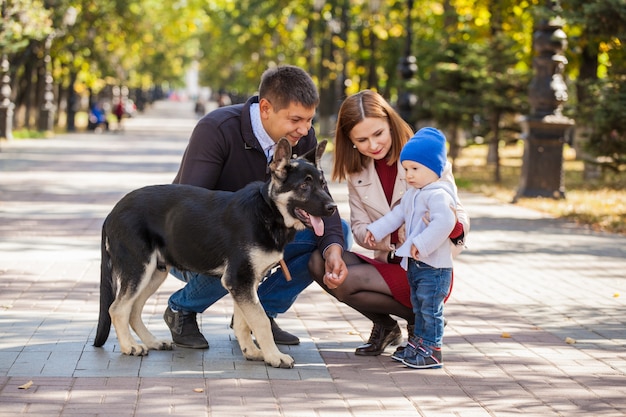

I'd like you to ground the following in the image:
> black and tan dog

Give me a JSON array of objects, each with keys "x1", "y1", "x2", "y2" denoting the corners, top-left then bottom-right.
[{"x1": 94, "y1": 139, "x2": 335, "y2": 368}]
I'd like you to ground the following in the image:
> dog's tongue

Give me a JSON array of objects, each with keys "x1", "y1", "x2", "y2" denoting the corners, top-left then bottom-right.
[{"x1": 310, "y1": 215, "x2": 324, "y2": 236}]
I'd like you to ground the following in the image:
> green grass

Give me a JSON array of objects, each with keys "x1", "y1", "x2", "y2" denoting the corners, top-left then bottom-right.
[
  {"x1": 8, "y1": 111, "x2": 95, "y2": 138},
  {"x1": 11, "y1": 129, "x2": 49, "y2": 139},
  {"x1": 454, "y1": 142, "x2": 626, "y2": 235}
]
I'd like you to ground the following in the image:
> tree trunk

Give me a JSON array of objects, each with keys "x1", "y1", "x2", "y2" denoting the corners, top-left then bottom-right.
[
  {"x1": 66, "y1": 71, "x2": 78, "y2": 132},
  {"x1": 487, "y1": 111, "x2": 502, "y2": 183},
  {"x1": 576, "y1": 34, "x2": 598, "y2": 108},
  {"x1": 575, "y1": 31, "x2": 599, "y2": 180},
  {"x1": 448, "y1": 122, "x2": 461, "y2": 162}
]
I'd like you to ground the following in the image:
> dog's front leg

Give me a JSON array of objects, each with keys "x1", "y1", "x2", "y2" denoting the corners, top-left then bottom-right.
[
  {"x1": 237, "y1": 301, "x2": 294, "y2": 369},
  {"x1": 232, "y1": 304, "x2": 263, "y2": 361}
]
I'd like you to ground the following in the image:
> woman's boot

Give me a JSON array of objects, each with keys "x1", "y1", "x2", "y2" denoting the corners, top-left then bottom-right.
[
  {"x1": 355, "y1": 321, "x2": 402, "y2": 356},
  {"x1": 391, "y1": 323, "x2": 415, "y2": 361}
]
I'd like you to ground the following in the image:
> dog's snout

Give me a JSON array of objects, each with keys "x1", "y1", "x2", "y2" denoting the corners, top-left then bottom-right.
[{"x1": 325, "y1": 202, "x2": 337, "y2": 215}]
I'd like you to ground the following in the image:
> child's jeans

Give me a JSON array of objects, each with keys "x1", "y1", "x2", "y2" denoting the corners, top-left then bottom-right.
[{"x1": 407, "y1": 259, "x2": 452, "y2": 348}]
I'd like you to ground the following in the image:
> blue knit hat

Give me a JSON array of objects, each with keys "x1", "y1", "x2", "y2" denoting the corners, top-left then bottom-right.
[{"x1": 400, "y1": 127, "x2": 447, "y2": 177}]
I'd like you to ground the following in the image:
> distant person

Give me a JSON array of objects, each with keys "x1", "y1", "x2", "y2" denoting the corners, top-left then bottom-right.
[
  {"x1": 88, "y1": 103, "x2": 109, "y2": 132},
  {"x1": 217, "y1": 89, "x2": 231, "y2": 107},
  {"x1": 365, "y1": 127, "x2": 458, "y2": 369},
  {"x1": 114, "y1": 100, "x2": 125, "y2": 131},
  {"x1": 194, "y1": 99, "x2": 206, "y2": 118}
]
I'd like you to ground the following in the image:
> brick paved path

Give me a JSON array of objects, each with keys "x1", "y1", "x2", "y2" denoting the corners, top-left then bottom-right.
[{"x1": 1, "y1": 100, "x2": 624, "y2": 416}]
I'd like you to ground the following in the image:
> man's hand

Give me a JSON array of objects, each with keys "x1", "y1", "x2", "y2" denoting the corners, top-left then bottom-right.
[{"x1": 322, "y1": 244, "x2": 347, "y2": 290}]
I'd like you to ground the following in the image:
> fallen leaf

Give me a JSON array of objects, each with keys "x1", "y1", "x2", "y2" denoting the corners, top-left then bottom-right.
[
  {"x1": 18, "y1": 381, "x2": 33, "y2": 390},
  {"x1": 565, "y1": 337, "x2": 576, "y2": 344},
  {"x1": 501, "y1": 332, "x2": 511, "y2": 338},
  {"x1": 613, "y1": 293, "x2": 620, "y2": 298},
  {"x1": 193, "y1": 388, "x2": 204, "y2": 393}
]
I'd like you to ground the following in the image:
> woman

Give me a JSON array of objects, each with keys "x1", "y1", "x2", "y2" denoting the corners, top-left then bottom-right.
[{"x1": 309, "y1": 90, "x2": 468, "y2": 356}]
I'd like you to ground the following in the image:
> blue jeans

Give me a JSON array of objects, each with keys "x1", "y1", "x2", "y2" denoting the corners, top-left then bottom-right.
[
  {"x1": 168, "y1": 219, "x2": 352, "y2": 318},
  {"x1": 407, "y1": 259, "x2": 452, "y2": 348}
]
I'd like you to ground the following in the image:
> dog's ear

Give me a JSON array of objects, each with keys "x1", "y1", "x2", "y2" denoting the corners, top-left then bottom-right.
[
  {"x1": 301, "y1": 140, "x2": 327, "y2": 168},
  {"x1": 315, "y1": 140, "x2": 327, "y2": 168},
  {"x1": 270, "y1": 138, "x2": 292, "y2": 179}
]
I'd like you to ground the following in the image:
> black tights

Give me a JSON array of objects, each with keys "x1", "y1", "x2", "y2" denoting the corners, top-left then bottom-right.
[{"x1": 309, "y1": 250, "x2": 414, "y2": 328}]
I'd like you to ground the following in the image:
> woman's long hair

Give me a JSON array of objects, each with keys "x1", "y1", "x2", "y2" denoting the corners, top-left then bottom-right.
[{"x1": 332, "y1": 90, "x2": 414, "y2": 182}]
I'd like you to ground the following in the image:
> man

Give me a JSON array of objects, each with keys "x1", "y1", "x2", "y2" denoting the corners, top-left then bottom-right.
[{"x1": 164, "y1": 65, "x2": 350, "y2": 348}]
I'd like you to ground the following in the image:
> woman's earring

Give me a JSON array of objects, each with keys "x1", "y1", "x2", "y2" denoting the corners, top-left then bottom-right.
[{"x1": 352, "y1": 144, "x2": 357, "y2": 149}]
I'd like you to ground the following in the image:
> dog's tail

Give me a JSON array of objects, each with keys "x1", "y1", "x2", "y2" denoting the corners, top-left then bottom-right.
[{"x1": 93, "y1": 222, "x2": 116, "y2": 347}]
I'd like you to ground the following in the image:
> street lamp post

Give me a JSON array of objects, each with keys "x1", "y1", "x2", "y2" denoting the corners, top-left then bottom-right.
[
  {"x1": 0, "y1": 0, "x2": 14, "y2": 140},
  {"x1": 397, "y1": 0, "x2": 417, "y2": 125},
  {"x1": 0, "y1": 54, "x2": 14, "y2": 140},
  {"x1": 38, "y1": 34, "x2": 55, "y2": 132},
  {"x1": 38, "y1": 7, "x2": 77, "y2": 133},
  {"x1": 514, "y1": 0, "x2": 574, "y2": 200},
  {"x1": 314, "y1": 0, "x2": 336, "y2": 137}
]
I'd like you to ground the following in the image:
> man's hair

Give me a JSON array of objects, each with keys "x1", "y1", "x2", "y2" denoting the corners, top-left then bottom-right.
[{"x1": 258, "y1": 65, "x2": 319, "y2": 111}]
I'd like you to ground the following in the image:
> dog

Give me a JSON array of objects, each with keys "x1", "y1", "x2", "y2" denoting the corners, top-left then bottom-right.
[{"x1": 93, "y1": 138, "x2": 336, "y2": 368}]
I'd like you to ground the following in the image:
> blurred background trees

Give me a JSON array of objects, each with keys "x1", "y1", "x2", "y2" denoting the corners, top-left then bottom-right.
[{"x1": 0, "y1": 0, "x2": 624, "y2": 173}]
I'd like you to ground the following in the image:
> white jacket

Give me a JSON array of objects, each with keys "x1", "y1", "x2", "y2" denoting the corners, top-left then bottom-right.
[
  {"x1": 367, "y1": 180, "x2": 458, "y2": 270},
  {"x1": 348, "y1": 159, "x2": 469, "y2": 263}
]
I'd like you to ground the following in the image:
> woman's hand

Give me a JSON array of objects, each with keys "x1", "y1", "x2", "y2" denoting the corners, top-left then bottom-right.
[
  {"x1": 423, "y1": 205, "x2": 457, "y2": 226},
  {"x1": 410, "y1": 244, "x2": 420, "y2": 260},
  {"x1": 450, "y1": 203, "x2": 458, "y2": 222},
  {"x1": 397, "y1": 224, "x2": 406, "y2": 246}
]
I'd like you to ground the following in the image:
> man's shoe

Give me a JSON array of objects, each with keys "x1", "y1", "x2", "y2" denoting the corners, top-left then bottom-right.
[
  {"x1": 403, "y1": 344, "x2": 443, "y2": 369},
  {"x1": 355, "y1": 322, "x2": 402, "y2": 356},
  {"x1": 163, "y1": 306, "x2": 209, "y2": 349},
  {"x1": 270, "y1": 317, "x2": 300, "y2": 345},
  {"x1": 230, "y1": 316, "x2": 300, "y2": 345}
]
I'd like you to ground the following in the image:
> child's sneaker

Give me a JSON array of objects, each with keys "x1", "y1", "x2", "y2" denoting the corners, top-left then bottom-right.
[
  {"x1": 402, "y1": 344, "x2": 443, "y2": 369},
  {"x1": 391, "y1": 337, "x2": 419, "y2": 362}
]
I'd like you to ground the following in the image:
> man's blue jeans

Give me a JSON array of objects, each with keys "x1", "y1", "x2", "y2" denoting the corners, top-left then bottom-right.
[
  {"x1": 168, "y1": 219, "x2": 352, "y2": 318},
  {"x1": 407, "y1": 259, "x2": 452, "y2": 348}
]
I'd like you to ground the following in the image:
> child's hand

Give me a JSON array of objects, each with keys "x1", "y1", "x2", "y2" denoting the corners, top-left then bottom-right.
[
  {"x1": 364, "y1": 230, "x2": 376, "y2": 247},
  {"x1": 410, "y1": 244, "x2": 420, "y2": 260}
]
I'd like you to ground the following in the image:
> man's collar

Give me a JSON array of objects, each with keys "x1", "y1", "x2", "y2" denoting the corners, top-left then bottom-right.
[{"x1": 250, "y1": 102, "x2": 276, "y2": 160}]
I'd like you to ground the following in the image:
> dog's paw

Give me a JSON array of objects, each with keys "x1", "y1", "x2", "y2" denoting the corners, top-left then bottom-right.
[
  {"x1": 242, "y1": 346, "x2": 264, "y2": 361},
  {"x1": 151, "y1": 340, "x2": 173, "y2": 351},
  {"x1": 266, "y1": 353, "x2": 295, "y2": 369},
  {"x1": 123, "y1": 344, "x2": 149, "y2": 356}
]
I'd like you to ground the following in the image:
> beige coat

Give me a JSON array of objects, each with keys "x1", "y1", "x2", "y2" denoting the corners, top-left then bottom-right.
[{"x1": 347, "y1": 159, "x2": 469, "y2": 263}]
